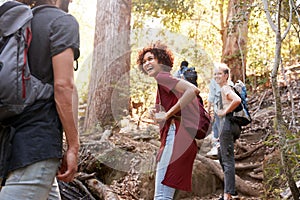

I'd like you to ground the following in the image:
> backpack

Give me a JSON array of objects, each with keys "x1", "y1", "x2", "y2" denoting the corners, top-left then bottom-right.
[
  {"x1": 231, "y1": 80, "x2": 252, "y2": 126},
  {"x1": 0, "y1": 1, "x2": 53, "y2": 121},
  {"x1": 183, "y1": 67, "x2": 198, "y2": 87},
  {"x1": 158, "y1": 86, "x2": 211, "y2": 140},
  {"x1": 181, "y1": 95, "x2": 212, "y2": 140}
]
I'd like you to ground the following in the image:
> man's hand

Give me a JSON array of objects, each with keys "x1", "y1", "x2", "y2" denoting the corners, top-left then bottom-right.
[{"x1": 57, "y1": 149, "x2": 78, "y2": 182}]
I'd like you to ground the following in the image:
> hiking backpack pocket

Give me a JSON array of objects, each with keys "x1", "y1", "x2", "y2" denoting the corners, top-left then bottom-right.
[{"x1": 0, "y1": 2, "x2": 53, "y2": 121}]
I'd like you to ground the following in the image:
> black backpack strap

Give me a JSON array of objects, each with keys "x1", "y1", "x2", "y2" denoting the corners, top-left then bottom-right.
[
  {"x1": 218, "y1": 91, "x2": 223, "y2": 110},
  {"x1": 231, "y1": 86, "x2": 243, "y2": 112}
]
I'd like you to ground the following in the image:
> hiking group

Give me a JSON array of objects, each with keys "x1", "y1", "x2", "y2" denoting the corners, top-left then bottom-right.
[
  {"x1": 137, "y1": 42, "x2": 251, "y2": 200},
  {"x1": 0, "y1": 1, "x2": 251, "y2": 200}
]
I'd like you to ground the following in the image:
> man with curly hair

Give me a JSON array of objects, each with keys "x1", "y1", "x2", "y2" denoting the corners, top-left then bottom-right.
[
  {"x1": 137, "y1": 41, "x2": 200, "y2": 199},
  {"x1": 0, "y1": 0, "x2": 79, "y2": 199}
]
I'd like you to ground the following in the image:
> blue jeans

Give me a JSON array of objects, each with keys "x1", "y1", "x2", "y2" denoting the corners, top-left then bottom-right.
[
  {"x1": 154, "y1": 124, "x2": 176, "y2": 200},
  {"x1": 218, "y1": 117, "x2": 236, "y2": 195},
  {"x1": 213, "y1": 113, "x2": 220, "y2": 139},
  {"x1": 0, "y1": 158, "x2": 61, "y2": 200}
]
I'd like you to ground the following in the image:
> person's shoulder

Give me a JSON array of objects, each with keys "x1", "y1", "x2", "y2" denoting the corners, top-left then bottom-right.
[
  {"x1": 156, "y1": 71, "x2": 171, "y2": 79},
  {"x1": 50, "y1": 12, "x2": 79, "y2": 30},
  {"x1": 34, "y1": 6, "x2": 77, "y2": 24},
  {"x1": 221, "y1": 84, "x2": 233, "y2": 94},
  {"x1": 34, "y1": 5, "x2": 63, "y2": 15},
  {"x1": 36, "y1": 6, "x2": 77, "y2": 22},
  {"x1": 156, "y1": 71, "x2": 179, "y2": 86}
]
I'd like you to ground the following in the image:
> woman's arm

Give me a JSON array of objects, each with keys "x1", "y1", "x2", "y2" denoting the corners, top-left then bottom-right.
[
  {"x1": 217, "y1": 87, "x2": 241, "y2": 117},
  {"x1": 165, "y1": 80, "x2": 200, "y2": 120}
]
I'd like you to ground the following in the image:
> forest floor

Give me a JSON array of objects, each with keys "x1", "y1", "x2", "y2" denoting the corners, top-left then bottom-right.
[{"x1": 61, "y1": 79, "x2": 299, "y2": 200}]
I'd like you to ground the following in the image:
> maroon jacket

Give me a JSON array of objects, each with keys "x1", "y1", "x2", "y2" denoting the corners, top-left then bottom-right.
[{"x1": 155, "y1": 71, "x2": 198, "y2": 191}]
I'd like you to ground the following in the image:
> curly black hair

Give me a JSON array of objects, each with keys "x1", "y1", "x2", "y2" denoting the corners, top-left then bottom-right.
[{"x1": 137, "y1": 41, "x2": 174, "y2": 74}]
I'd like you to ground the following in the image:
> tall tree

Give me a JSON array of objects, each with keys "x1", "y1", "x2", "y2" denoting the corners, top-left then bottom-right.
[
  {"x1": 263, "y1": 0, "x2": 300, "y2": 199},
  {"x1": 84, "y1": 0, "x2": 132, "y2": 131},
  {"x1": 220, "y1": 0, "x2": 254, "y2": 82}
]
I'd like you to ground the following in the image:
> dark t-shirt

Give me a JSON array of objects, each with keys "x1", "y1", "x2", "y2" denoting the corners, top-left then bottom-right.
[
  {"x1": 29, "y1": 5, "x2": 80, "y2": 83},
  {"x1": 7, "y1": 6, "x2": 80, "y2": 172}
]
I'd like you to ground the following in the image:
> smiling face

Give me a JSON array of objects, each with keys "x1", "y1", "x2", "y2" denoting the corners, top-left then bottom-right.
[
  {"x1": 214, "y1": 67, "x2": 229, "y2": 86},
  {"x1": 142, "y1": 52, "x2": 163, "y2": 77}
]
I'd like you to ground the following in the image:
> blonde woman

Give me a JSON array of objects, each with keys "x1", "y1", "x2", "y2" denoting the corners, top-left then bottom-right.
[{"x1": 215, "y1": 64, "x2": 241, "y2": 200}]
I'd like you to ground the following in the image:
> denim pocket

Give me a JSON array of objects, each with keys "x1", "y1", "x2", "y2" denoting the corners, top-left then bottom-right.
[{"x1": 222, "y1": 117, "x2": 231, "y2": 132}]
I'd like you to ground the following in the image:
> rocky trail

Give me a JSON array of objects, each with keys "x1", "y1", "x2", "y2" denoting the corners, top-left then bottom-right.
[{"x1": 59, "y1": 79, "x2": 299, "y2": 200}]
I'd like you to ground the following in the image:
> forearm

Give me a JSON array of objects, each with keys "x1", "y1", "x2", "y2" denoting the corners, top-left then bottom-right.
[
  {"x1": 55, "y1": 83, "x2": 79, "y2": 153},
  {"x1": 207, "y1": 101, "x2": 212, "y2": 114},
  {"x1": 224, "y1": 100, "x2": 241, "y2": 114},
  {"x1": 52, "y1": 48, "x2": 79, "y2": 153},
  {"x1": 166, "y1": 87, "x2": 199, "y2": 119}
]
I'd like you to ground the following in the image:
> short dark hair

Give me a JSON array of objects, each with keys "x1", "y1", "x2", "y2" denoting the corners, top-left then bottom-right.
[
  {"x1": 180, "y1": 60, "x2": 188, "y2": 67},
  {"x1": 17, "y1": 0, "x2": 55, "y2": 7}
]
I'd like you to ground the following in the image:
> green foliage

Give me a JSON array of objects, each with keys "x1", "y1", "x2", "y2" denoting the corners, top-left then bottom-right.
[
  {"x1": 247, "y1": 1, "x2": 299, "y2": 90},
  {"x1": 263, "y1": 125, "x2": 300, "y2": 198},
  {"x1": 284, "y1": 130, "x2": 300, "y2": 176},
  {"x1": 247, "y1": 3, "x2": 275, "y2": 77},
  {"x1": 132, "y1": 0, "x2": 195, "y2": 31},
  {"x1": 263, "y1": 162, "x2": 285, "y2": 199},
  {"x1": 227, "y1": 0, "x2": 254, "y2": 35}
]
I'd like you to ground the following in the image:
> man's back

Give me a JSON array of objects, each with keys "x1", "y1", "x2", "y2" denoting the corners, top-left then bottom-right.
[
  {"x1": 29, "y1": 6, "x2": 80, "y2": 83},
  {"x1": 0, "y1": 1, "x2": 80, "y2": 199}
]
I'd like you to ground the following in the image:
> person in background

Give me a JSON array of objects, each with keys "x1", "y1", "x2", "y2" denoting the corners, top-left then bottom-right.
[
  {"x1": 173, "y1": 60, "x2": 189, "y2": 79},
  {"x1": 0, "y1": 0, "x2": 80, "y2": 199},
  {"x1": 215, "y1": 64, "x2": 241, "y2": 200},
  {"x1": 137, "y1": 41, "x2": 199, "y2": 200},
  {"x1": 206, "y1": 74, "x2": 221, "y2": 157}
]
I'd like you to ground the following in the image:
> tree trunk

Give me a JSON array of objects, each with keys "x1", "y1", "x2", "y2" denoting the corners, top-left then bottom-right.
[
  {"x1": 263, "y1": 0, "x2": 300, "y2": 198},
  {"x1": 221, "y1": 0, "x2": 253, "y2": 83},
  {"x1": 84, "y1": 0, "x2": 132, "y2": 131}
]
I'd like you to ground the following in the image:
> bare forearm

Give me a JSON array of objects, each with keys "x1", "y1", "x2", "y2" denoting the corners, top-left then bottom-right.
[
  {"x1": 52, "y1": 48, "x2": 79, "y2": 153},
  {"x1": 55, "y1": 84, "x2": 79, "y2": 153},
  {"x1": 224, "y1": 100, "x2": 241, "y2": 114},
  {"x1": 166, "y1": 84, "x2": 199, "y2": 119},
  {"x1": 207, "y1": 101, "x2": 212, "y2": 113}
]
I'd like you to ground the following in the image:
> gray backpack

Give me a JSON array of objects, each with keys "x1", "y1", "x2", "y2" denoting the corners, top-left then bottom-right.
[{"x1": 0, "y1": 1, "x2": 53, "y2": 121}]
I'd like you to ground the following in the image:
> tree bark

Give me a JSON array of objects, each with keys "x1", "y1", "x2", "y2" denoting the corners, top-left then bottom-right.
[
  {"x1": 84, "y1": 0, "x2": 132, "y2": 131},
  {"x1": 197, "y1": 155, "x2": 259, "y2": 197},
  {"x1": 86, "y1": 178, "x2": 120, "y2": 200},
  {"x1": 221, "y1": 0, "x2": 253, "y2": 82}
]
